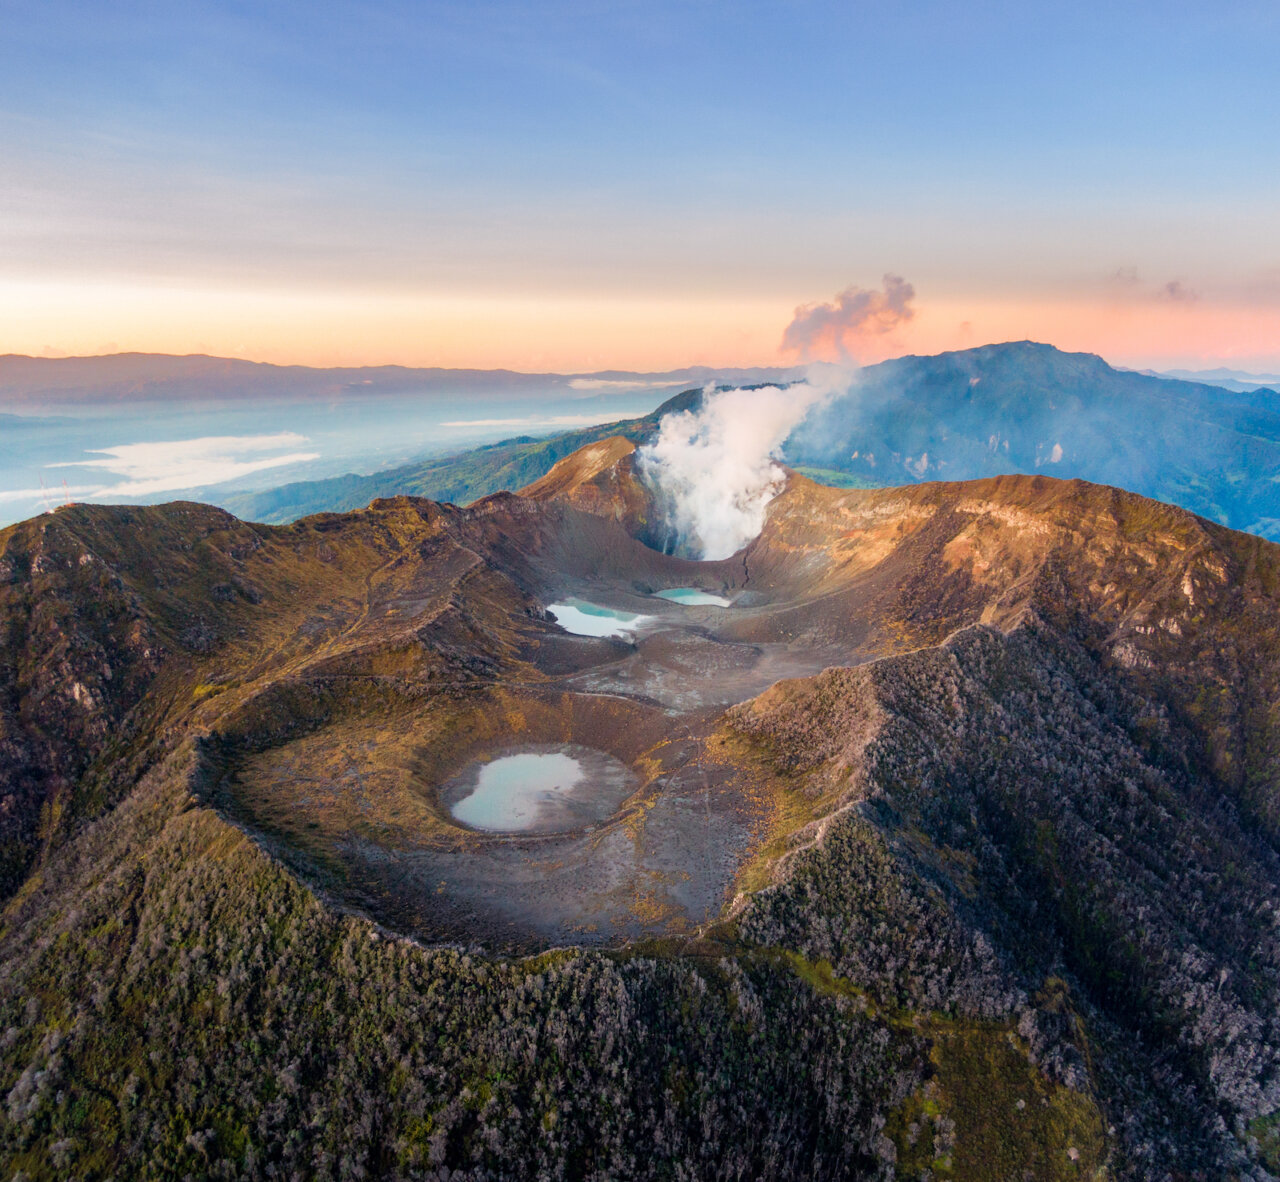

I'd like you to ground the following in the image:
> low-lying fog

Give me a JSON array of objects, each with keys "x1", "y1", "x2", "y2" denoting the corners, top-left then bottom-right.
[{"x1": 0, "y1": 388, "x2": 668, "y2": 528}]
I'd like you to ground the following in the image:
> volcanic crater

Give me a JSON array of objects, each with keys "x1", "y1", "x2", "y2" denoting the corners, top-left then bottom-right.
[
  {"x1": 158, "y1": 433, "x2": 1253, "y2": 955},
  {"x1": 204, "y1": 494, "x2": 855, "y2": 949},
  {"x1": 10, "y1": 386, "x2": 1280, "y2": 1177}
]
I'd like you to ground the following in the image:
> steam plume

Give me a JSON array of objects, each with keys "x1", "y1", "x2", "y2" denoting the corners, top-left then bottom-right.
[
  {"x1": 637, "y1": 365, "x2": 851, "y2": 560},
  {"x1": 781, "y1": 275, "x2": 915, "y2": 363}
]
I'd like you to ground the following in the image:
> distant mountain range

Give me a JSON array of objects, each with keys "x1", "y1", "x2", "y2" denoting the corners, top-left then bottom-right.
[
  {"x1": 0, "y1": 352, "x2": 798, "y2": 409},
  {"x1": 1141, "y1": 365, "x2": 1280, "y2": 394},
  {"x1": 787, "y1": 341, "x2": 1280, "y2": 538},
  {"x1": 0, "y1": 355, "x2": 797, "y2": 528},
  {"x1": 221, "y1": 341, "x2": 1280, "y2": 541}
]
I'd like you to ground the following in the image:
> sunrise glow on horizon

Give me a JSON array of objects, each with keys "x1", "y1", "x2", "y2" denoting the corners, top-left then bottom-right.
[
  {"x1": 3, "y1": 1, "x2": 1278, "y2": 373},
  {"x1": 5, "y1": 281, "x2": 1278, "y2": 375}
]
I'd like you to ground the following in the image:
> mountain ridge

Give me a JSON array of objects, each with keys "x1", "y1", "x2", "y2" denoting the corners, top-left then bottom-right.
[{"x1": 0, "y1": 352, "x2": 797, "y2": 406}]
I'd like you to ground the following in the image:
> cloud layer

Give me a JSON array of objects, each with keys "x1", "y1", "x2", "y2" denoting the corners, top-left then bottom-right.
[
  {"x1": 50, "y1": 432, "x2": 319, "y2": 498},
  {"x1": 781, "y1": 275, "x2": 916, "y2": 364},
  {"x1": 0, "y1": 485, "x2": 104, "y2": 505},
  {"x1": 439, "y1": 414, "x2": 624, "y2": 429}
]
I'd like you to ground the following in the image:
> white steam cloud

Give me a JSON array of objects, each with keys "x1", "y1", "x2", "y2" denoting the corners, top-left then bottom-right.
[
  {"x1": 781, "y1": 274, "x2": 915, "y2": 364},
  {"x1": 637, "y1": 365, "x2": 852, "y2": 560}
]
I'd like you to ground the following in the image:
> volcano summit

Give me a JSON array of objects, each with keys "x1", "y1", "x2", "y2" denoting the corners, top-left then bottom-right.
[{"x1": 2, "y1": 430, "x2": 1280, "y2": 1178}]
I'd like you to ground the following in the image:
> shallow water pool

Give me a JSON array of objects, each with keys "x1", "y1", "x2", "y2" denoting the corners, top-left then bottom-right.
[
  {"x1": 443, "y1": 745, "x2": 637, "y2": 833},
  {"x1": 653, "y1": 588, "x2": 734, "y2": 607},
  {"x1": 547, "y1": 599, "x2": 647, "y2": 638}
]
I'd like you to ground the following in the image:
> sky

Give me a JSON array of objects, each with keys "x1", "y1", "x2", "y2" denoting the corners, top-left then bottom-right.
[{"x1": 2, "y1": 0, "x2": 1278, "y2": 372}]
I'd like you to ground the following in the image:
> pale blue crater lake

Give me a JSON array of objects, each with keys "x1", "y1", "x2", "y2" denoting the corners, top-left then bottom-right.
[
  {"x1": 653, "y1": 588, "x2": 734, "y2": 607},
  {"x1": 547, "y1": 599, "x2": 648, "y2": 638},
  {"x1": 442, "y1": 745, "x2": 638, "y2": 833}
]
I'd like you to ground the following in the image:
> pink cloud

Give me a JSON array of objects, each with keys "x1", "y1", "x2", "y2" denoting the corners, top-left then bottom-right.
[{"x1": 781, "y1": 275, "x2": 916, "y2": 363}]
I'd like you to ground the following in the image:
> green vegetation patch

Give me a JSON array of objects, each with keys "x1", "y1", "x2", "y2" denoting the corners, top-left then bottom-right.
[
  {"x1": 895, "y1": 1020, "x2": 1109, "y2": 1181},
  {"x1": 1250, "y1": 1111, "x2": 1280, "y2": 1174},
  {"x1": 791, "y1": 465, "x2": 884, "y2": 490},
  {"x1": 0, "y1": 785, "x2": 926, "y2": 1181}
]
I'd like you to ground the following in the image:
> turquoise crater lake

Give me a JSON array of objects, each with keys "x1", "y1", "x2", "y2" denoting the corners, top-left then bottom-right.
[
  {"x1": 653, "y1": 588, "x2": 734, "y2": 607},
  {"x1": 442, "y1": 745, "x2": 638, "y2": 833},
  {"x1": 547, "y1": 599, "x2": 648, "y2": 638}
]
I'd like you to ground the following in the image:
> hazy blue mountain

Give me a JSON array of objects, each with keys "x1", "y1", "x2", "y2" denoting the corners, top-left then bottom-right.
[
  {"x1": 785, "y1": 341, "x2": 1280, "y2": 537},
  {"x1": 222, "y1": 341, "x2": 1280, "y2": 541},
  {"x1": 1148, "y1": 365, "x2": 1280, "y2": 393}
]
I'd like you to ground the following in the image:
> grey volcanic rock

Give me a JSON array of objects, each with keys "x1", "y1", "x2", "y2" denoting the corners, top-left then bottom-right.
[{"x1": 734, "y1": 621, "x2": 1280, "y2": 1175}]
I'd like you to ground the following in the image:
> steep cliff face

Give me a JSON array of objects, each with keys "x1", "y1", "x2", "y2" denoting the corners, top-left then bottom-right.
[
  {"x1": 520, "y1": 435, "x2": 670, "y2": 551},
  {"x1": 0, "y1": 508, "x2": 167, "y2": 893}
]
